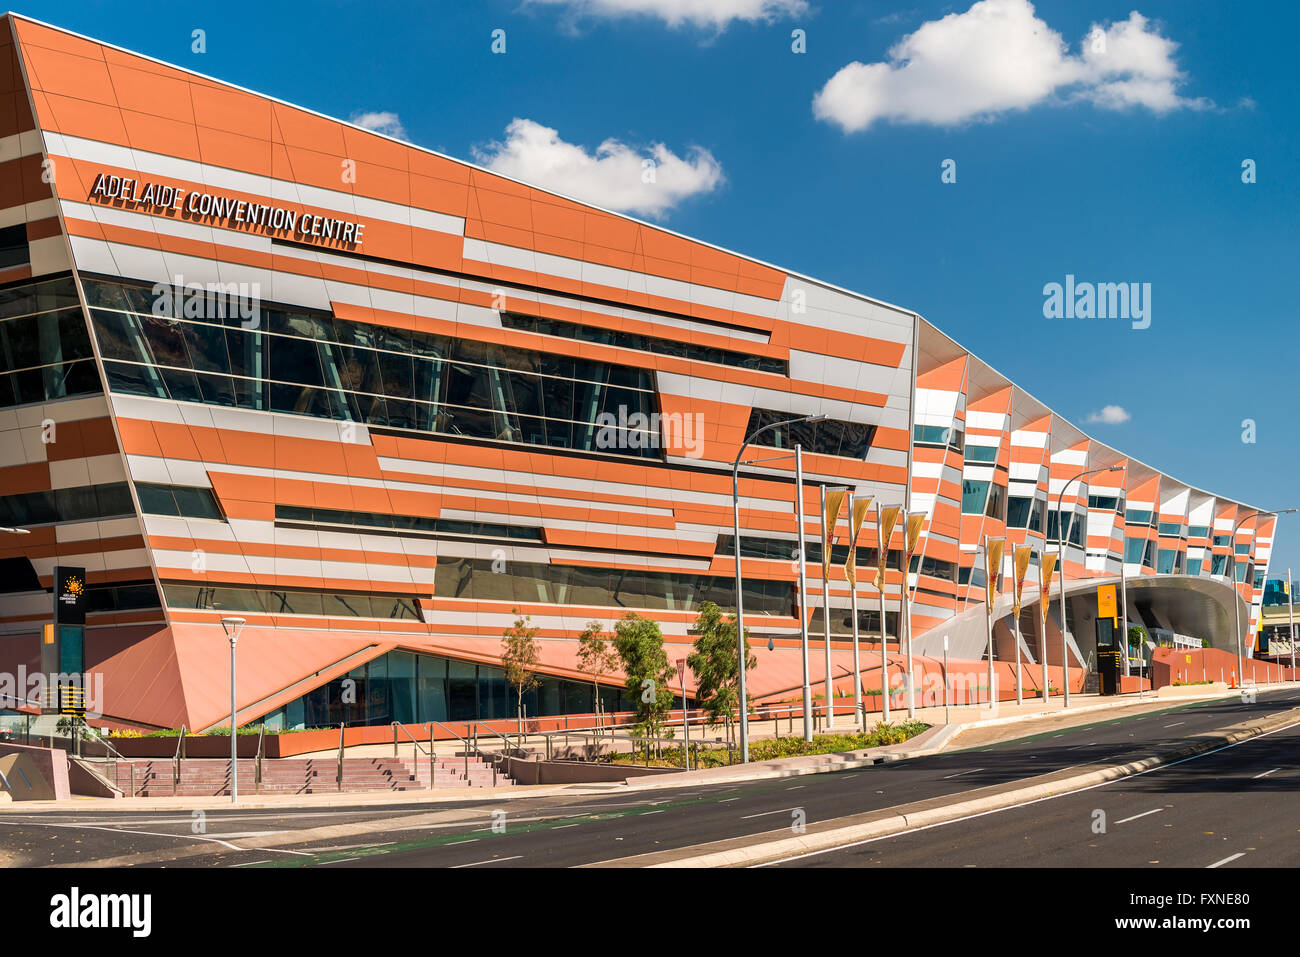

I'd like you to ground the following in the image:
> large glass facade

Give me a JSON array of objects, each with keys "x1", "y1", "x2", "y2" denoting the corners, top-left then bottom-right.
[
  {"x1": 259, "y1": 649, "x2": 643, "y2": 729},
  {"x1": 83, "y1": 279, "x2": 662, "y2": 458},
  {"x1": 0, "y1": 277, "x2": 103, "y2": 408},
  {"x1": 433, "y1": 557, "x2": 794, "y2": 615},
  {"x1": 163, "y1": 583, "x2": 422, "y2": 619}
]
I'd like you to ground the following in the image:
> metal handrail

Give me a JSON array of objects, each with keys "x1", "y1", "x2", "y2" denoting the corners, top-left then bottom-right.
[
  {"x1": 172, "y1": 725, "x2": 186, "y2": 797},
  {"x1": 391, "y1": 722, "x2": 434, "y2": 789},
  {"x1": 255, "y1": 723, "x2": 266, "y2": 793},
  {"x1": 335, "y1": 723, "x2": 345, "y2": 791}
]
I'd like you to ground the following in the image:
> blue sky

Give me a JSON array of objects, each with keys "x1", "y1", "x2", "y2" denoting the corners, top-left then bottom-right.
[{"x1": 23, "y1": 0, "x2": 1300, "y2": 572}]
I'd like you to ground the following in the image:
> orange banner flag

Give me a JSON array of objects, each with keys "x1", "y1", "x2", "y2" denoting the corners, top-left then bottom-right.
[
  {"x1": 873, "y1": 506, "x2": 900, "y2": 591},
  {"x1": 985, "y1": 538, "x2": 1005, "y2": 606},
  {"x1": 822, "y1": 489, "x2": 847, "y2": 582},
  {"x1": 1039, "y1": 553, "x2": 1058, "y2": 634},
  {"x1": 905, "y1": 513, "x2": 925, "y2": 557},
  {"x1": 845, "y1": 496, "x2": 872, "y2": 587},
  {"x1": 1011, "y1": 546, "x2": 1033, "y2": 618}
]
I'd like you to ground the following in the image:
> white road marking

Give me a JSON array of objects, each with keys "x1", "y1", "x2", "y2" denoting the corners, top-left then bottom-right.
[
  {"x1": 1115, "y1": 808, "x2": 1163, "y2": 825},
  {"x1": 452, "y1": 855, "x2": 522, "y2": 868},
  {"x1": 1253, "y1": 768, "x2": 1280, "y2": 779},
  {"x1": 1207, "y1": 852, "x2": 1245, "y2": 869},
  {"x1": 229, "y1": 860, "x2": 270, "y2": 867},
  {"x1": 0, "y1": 820, "x2": 247, "y2": 852},
  {"x1": 317, "y1": 857, "x2": 360, "y2": 865},
  {"x1": 1164, "y1": 722, "x2": 1185, "y2": 729},
  {"x1": 741, "y1": 807, "x2": 802, "y2": 820},
  {"x1": 942, "y1": 768, "x2": 984, "y2": 779}
]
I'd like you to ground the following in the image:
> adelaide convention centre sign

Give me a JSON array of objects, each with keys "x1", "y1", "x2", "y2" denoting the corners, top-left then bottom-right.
[{"x1": 87, "y1": 171, "x2": 366, "y2": 246}]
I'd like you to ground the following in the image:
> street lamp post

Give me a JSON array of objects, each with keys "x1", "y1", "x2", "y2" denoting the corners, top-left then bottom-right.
[
  {"x1": 220, "y1": 617, "x2": 246, "y2": 802},
  {"x1": 731, "y1": 414, "x2": 827, "y2": 762},
  {"x1": 1056, "y1": 465, "x2": 1125, "y2": 708},
  {"x1": 1288, "y1": 566, "x2": 1296, "y2": 683},
  {"x1": 1230, "y1": 509, "x2": 1295, "y2": 688},
  {"x1": 821, "y1": 485, "x2": 850, "y2": 731}
]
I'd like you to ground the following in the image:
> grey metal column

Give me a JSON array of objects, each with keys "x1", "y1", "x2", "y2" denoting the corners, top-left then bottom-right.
[
  {"x1": 879, "y1": 525, "x2": 890, "y2": 724},
  {"x1": 901, "y1": 508, "x2": 915, "y2": 719},
  {"x1": 795, "y1": 445, "x2": 812, "y2": 741},
  {"x1": 848, "y1": 492, "x2": 862, "y2": 727},
  {"x1": 730, "y1": 460, "x2": 749, "y2": 761},
  {"x1": 1289, "y1": 567, "x2": 1296, "y2": 682},
  {"x1": 821, "y1": 485, "x2": 834, "y2": 730},
  {"x1": 984, "y1": 536, "x2": 996, "y2": 709}
]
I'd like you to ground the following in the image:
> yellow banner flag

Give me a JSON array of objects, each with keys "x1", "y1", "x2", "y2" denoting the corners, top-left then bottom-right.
[
  {"x1": 873, "y1": 506, "x2": 900, "y2": 591},
  {"x1": 984, "y1": 538, "x2": 1005, "y2": 605},
  {"x1": 905, "y1": 513, "x2": 925, "y2": 556},
  {"x1": 822, "y1": 489, "x2": 847, "y2": 582},
  {"x1": 1011, "y1": 546, "x2": 1032, "y2": 618},
  {"x1": 845, "y1": 496, "x2": 871, "y2": 587},
  {"x1": 1039, "y1": 553, "x2": 1057, "y2": 634}
]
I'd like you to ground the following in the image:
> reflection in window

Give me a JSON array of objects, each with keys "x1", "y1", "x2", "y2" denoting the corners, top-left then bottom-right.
[
  {"x1": 961, "y1": 480, "x2": 989, "y2": 515},
  {"x1": 746, "y1": 408, "x2": 876, "y2": 459},
  {"x1": 433, "y1": 557, "x2": 793, "y2": 616},
  {"x1": 84, "y1": 279, "x2": 661, "y2": 459}
]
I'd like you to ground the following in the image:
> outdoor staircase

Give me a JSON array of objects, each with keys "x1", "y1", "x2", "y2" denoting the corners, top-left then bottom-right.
[{"x1": 111, "y1": 755, "x2": 511, "y2": 797}]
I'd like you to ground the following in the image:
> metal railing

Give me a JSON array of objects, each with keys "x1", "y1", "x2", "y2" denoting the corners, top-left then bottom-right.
[
  {"x1": 172, "y1": 725, "x2": 187, "y2": 797},
  {"x1": 335, "y1": 723, "x2": 345, "y2": 791},
  {"x1": 254, "y1": 723, "x2": 266, "y2": 793}
]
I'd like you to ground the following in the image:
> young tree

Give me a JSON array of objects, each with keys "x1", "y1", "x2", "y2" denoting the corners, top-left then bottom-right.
[
  {"x1": 501, "y1": 609, "x2": 540, "y2": 734},
  {"x1": 611, "y1": 612, "x2": 675, "y2": 760},
  {"x1": 576, "y1": 621, "x2": 617, "y2": 727},
  {"x1": 686, "y1": 600, "x2": 756, "y2": 743}
]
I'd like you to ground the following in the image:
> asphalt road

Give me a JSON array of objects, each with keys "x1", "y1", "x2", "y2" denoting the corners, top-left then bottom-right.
[
  {"x1": 4, "y1": 686, "x2": 1299, "y2": 868},
  {"x1": 772, "y1": 717, "x2": 1300, "y2": 869}
]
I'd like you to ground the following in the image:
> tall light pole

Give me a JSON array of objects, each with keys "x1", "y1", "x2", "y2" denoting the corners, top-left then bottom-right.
[
  {"x1": 1288, "y1": 567, "x2": 1296, "y2": 683},
  {"x1": 1230, "y1": 509, "x2": 1295, "y2": 687},
  {"x1": 1056, "y1": 465, "x2": 1125, "y2": 707},
  {"x1": 821, "y1": 484, "x2": 850, "y2": 730},
  {"x1": 795, "y1": 445, "x2": 812, "y2": 742},
  {"x1": 220, "y1": 617, "x2": 246, "y2": 802},
  {"x1": 732, "y1": 413, "x2": 827, "y2": 762}
]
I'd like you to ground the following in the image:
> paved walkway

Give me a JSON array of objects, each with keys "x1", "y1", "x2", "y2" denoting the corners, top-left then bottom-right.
[
  {"x1": 269, "y1": 683, "x2": 1283, "y2": 761},
  {"x1": 10, "y1": 683, "x2": 1292, "y2": 813}
]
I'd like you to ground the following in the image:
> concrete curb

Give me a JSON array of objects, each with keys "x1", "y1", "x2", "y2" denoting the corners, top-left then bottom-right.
[{"x1": 632, "y1": 705, "x2": 1300, "y2": 868}]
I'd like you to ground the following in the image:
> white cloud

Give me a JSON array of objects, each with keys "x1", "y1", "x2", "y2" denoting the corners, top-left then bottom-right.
[
  {"x1": 1086, "y1": 405, "x2": 1131, "y2": 425},
  {"x1": 814, "y1": 0, "x2": 1207, "y2": 133},
  {"x1": 524, "y1": 0, "x2": 807, "y2": 30},
  {"x1": 473, "y1": 118, "x2": 724, "y2": 218},
  {"x1": 350, "y1": 111, "x2": 407, "y2": 139}
]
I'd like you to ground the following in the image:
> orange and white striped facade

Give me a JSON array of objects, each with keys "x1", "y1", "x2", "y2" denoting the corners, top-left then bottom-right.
[{"x1": 0, "y1": 15, "x2": 1275, "y2": 729}]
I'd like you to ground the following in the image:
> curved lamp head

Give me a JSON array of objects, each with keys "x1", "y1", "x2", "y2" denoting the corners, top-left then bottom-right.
[{"x1": 220, "y1": 616, "x2": 247, "y2": 646}]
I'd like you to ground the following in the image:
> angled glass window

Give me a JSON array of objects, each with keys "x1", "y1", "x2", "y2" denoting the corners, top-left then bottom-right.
[{"x1": 961, "y1": 480, "x2": 990, "y2": 515}]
